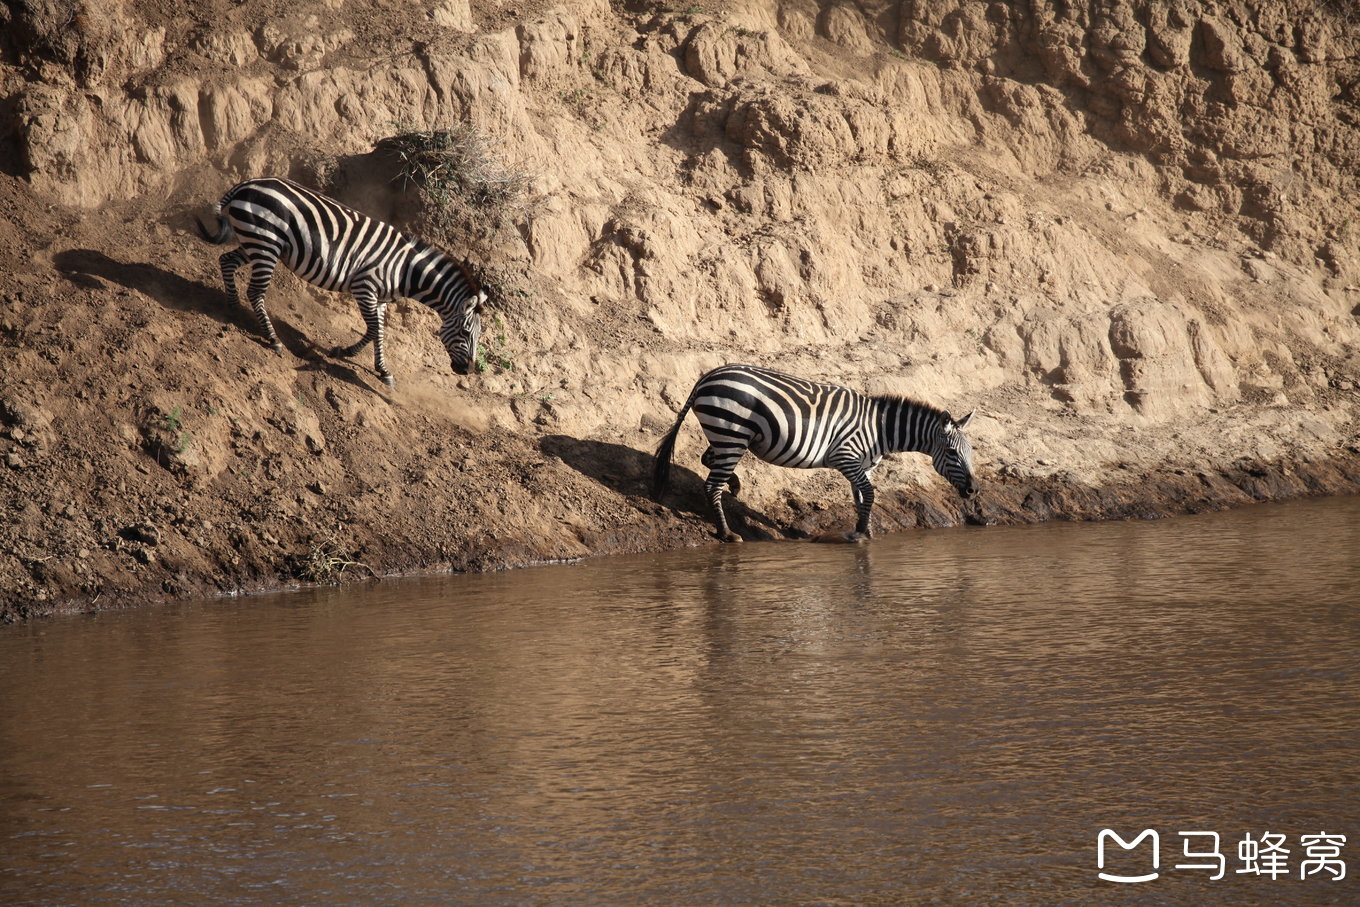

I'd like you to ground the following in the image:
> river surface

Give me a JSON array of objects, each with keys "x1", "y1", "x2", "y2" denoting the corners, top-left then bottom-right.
[{"x1": 2, "y1": 497, "x2": 1358, "y2": 904}]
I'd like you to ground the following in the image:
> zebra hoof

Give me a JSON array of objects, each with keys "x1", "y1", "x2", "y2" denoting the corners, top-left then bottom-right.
[
  {"x1": 380, "y1": 375, "x2": 395, "y2": 388},
  {"x1": 718, "y1": 531, "x2": 743, "y2": 544},
  {"x1": 268, "y1": 341, "x2": 284, "y2": 352}
]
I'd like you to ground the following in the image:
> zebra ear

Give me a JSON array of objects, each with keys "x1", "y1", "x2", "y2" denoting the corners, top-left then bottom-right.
[{"x1": 953, "y1": 410, "x2": 975, "y2": 429}]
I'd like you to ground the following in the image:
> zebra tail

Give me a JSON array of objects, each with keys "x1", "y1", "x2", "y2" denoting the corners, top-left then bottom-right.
[
  {"x1": 195, "y1": 210, "x2": 233, "y2": 245},
  {"x1": 652, "y1": 397, "x2": 695, "y2": 501}
]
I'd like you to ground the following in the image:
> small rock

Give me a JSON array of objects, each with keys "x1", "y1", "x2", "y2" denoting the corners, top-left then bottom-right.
[
  {"x1": 121, "y1": 523, "x2": 160, "y2": 546},
  {"x1": 1242, "y1": 258, "x2": 1272, "y2": 282},
  {"x1": 5, "y1": 452, "x2": 22, "y2": 469}
]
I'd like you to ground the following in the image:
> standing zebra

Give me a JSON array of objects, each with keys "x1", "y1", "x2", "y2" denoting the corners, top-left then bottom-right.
[
  {"x1": 197, "y1": 176, "x2": 486, "y2": 386},
  {"x1": 653, "y1": 364, "x2": 978, "y2": 542}
]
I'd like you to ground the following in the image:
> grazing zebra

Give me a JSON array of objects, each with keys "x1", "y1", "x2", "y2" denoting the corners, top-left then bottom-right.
[
  {"x1": 653, "y1": 364, "x2": 978, "y2": 542},
  {"x1": 197, "y1": 176, "x2": 486, "y2": 386}
]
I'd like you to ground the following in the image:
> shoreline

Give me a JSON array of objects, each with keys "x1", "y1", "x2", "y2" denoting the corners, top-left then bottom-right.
[{"x1": 8, "y1": 447, "x2": 1358, "y2": 624}]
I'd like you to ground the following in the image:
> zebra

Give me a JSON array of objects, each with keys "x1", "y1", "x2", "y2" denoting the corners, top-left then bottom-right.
[
  {"x1": 653, "y1": 364, "x2": 978, "y2": 542},
  {"x1": 197, "y1": 176, "x2": 486, "y2": 386}
]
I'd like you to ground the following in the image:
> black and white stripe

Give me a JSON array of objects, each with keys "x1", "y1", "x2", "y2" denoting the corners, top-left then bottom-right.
[
  {"x1": 198, "y1": 176, "x2": 485, "y2": 386},
  {"x1": 653, "y1": 364, "x2": 978, "y2": 541}
]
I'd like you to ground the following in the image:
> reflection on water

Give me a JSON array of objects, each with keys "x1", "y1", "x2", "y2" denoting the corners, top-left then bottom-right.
[{"x1": 1, "y1": 497, "x2": 1358, "y2": 904}]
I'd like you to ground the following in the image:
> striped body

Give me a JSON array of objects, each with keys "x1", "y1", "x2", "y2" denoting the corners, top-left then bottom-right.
[
  {"x1": 654, "y1": 364, "x2": 978, "y2": 541},
  {"x1": 198, "y1": 177, "x2": 484, "y2": 385}
]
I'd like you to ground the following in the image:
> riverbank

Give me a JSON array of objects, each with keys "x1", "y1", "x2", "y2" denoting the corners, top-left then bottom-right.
[
  {"x1": 2, "y1": 1, "x2": 1359, "y2": 621},
  {"x1": 5, "y1": 406, "x2": 1358, "y2": 622}
]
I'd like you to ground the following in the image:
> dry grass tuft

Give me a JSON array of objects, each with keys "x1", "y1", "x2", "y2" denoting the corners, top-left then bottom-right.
[
  {"x1": 291, "y1": 532, "x2": 377, "y2": 585},
  {"x1": 378, "y1": 125, "x2": 532, "y2": 213}
]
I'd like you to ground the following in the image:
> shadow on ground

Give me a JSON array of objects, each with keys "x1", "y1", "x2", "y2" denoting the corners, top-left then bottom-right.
[
  {"x1": 52, "y1": 247, "x2": 380, "y2": 394},
  {"x1": 54, "y1": 247, "x2": 255, "y2": 332},
  {"x1": 539, "y1": 434, "x2": 786, "y2": 541}
]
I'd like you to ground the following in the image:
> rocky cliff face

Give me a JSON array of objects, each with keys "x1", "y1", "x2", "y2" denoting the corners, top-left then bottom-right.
[{"x1": 1, "y1": 0, "x2": 1358, "y2": 619}]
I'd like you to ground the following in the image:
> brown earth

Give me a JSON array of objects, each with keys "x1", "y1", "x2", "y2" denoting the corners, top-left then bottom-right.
[{"x1": 2, "y1": 0, "x2": 1359, "y2": 621}]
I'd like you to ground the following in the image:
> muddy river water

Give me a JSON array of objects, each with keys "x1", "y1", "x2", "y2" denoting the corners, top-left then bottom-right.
[{"x1": 2, "y1": 497, "x2": 1358, "y2": 904}]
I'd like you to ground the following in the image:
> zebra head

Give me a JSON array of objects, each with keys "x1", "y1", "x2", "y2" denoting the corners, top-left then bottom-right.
[
  {"x1": 442, "y1": 289, "x2": 486, "y2": 375},
  {"x1": 930, "y1": 410, "x2": 978, "y2": 499}
]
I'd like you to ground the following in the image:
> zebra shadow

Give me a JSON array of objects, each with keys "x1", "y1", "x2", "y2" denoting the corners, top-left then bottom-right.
[
  {"x1": 538, "y1": 434, "x2": 784, "y2": 541},
  {"x1": 52, "y1": 247, "x2": 375, "y2": 392},
  {"x1": 53, "y1": 247, "x2": 258, "y2": 330}
]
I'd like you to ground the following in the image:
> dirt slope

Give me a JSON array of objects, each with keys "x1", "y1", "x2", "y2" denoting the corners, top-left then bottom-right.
[{"x1": 1, "y1": 0, "x2": 1359, "y2": 620}]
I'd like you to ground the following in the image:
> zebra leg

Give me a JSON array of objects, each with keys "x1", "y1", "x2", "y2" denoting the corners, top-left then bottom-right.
[
  {"x1": 373, "y1": 302, "x2": 392, "y2": 386},
  {"x1": 342, "y1": 290, "x2": 393, "y2": 387},
  {"x1": 218, "y1": 249, "x2": 245, "y2": 301},
  {"x1": 242, "y1": 257, "x2": 285, "y2": 351},
  {"x1": 701, "y1": 447, "x2": 741, "y2": 495},
  {"x1": 706, "y1": 475, "x2": 741, "y2": 543},
  {"x1": 834, "y1": 462, "x2": 876, "y2": 540},
  {"x1": 702, "y1": 446, "x2": 746, "y2": 543}
]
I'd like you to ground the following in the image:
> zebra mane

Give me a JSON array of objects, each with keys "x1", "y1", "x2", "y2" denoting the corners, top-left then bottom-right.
[
  {"x1": 406, "y1": 233, "x2": 446, "y2": 261},
  {"x1": 407, "y1": 235, "x2": 482, "y2": 294},
  {"x1": 871, "y1": 394, "x2": 952, "y2": 423}
]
